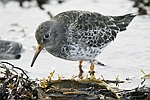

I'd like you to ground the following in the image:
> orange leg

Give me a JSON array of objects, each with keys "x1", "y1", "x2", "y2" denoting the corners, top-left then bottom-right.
[
  {"x1": 78, "y1": 60, "x2": 83, "y2": 77},
  {"x1": 79, "y1": 60, "x2": 83, "y2": 71},
  {"x1": 89, "y1": 62, "x2": 95, "y2": 75},
  {"x1": 148, "y1": 93, "x2": 150, "y2": 100}
]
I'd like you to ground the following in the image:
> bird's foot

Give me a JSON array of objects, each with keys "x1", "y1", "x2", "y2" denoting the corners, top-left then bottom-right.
[
  {"x1": 89, "y1": 70, "x2": 95, "y2": 75},
  {"x1": 93, "y1": 59, "x2": 106, "y2": 66}
]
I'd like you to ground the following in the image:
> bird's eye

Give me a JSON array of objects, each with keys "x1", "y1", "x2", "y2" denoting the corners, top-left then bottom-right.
[{"x1": 44, "y1": 34, "x2": 50, "y2": 39}]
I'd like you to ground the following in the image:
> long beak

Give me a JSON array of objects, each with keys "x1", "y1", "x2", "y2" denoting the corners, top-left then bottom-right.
[{"x1": 31, "y1": 44, "x2": 44, "y2": 67}]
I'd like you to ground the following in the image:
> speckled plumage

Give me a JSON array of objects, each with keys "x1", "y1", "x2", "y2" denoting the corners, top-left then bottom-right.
[{"x1": 35, "y1": 10, "x2": 135, "y2": 62}]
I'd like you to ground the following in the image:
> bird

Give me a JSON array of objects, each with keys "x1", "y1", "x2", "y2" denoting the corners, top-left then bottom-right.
[
  {"x1": 0, "y1": 40, "x2": 23, "y2": 60},
  {"x1": 31, "y1": 10, "x2": 136, "y2": 75}
]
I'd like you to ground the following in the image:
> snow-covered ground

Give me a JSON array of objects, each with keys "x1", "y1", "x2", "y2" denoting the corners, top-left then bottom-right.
[{"x1": 0, "y1": 0, "x2": 150, "y2": 89}]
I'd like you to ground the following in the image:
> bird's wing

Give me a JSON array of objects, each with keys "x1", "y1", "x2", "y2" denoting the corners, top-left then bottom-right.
[
  {"x1": 68, "y1": 11, "x2": 119, "y2": 48},
  {"x1": 54, "y1": 11, "x2": 135, "y2": 48}
]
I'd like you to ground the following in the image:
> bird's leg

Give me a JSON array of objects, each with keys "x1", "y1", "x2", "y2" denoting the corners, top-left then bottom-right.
[
  {"x1": 78, "y1": 60, "x2": 83, "y2": 77},
  {"x1": 79, "y1": 60, "x2": 83, "y2": 71},
  {"x1": 89, "y1": 62, "x2": 95, "y2": 75}
]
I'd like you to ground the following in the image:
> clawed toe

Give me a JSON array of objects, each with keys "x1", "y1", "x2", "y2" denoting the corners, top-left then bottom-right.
[{"x1": 89, "y1": 70, "x2": 95, "y2": 75}]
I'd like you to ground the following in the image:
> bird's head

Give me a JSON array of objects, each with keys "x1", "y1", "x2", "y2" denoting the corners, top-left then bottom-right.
[{"x1": 31, "y1": 21, "x2": 56, "y2": 67}]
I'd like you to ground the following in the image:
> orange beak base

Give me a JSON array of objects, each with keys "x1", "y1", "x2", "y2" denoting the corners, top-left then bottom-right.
[{"x1": 31, "y1": 44, "x2": 44, "y2": 67}]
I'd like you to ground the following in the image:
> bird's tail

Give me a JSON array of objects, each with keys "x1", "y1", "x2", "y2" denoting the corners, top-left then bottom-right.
[{"x1": 111, "y1": 13, "x2": 136, "y2": 31}]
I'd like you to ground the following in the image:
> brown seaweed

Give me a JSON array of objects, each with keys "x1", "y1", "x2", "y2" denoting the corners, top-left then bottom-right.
[{"x1": 0, "y1": 61, "x2": 150, "y2": 100}]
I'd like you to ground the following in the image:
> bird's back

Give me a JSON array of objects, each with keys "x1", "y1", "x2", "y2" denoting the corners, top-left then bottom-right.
[
  {"x1": 50, "y1": 11, "x2": 136, "y2": 61},
  {"x1": 52, "y1": 11, "x2": 135, "y2": 44}
]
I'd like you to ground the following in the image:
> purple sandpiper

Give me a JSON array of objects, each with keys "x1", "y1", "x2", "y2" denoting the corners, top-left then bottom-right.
[
  {"x1": 31, "y1": 10, "x2": 136, "y2": 75},
  {"x1": 0, "y1": 40, "x2": 22, "y2": 60}
]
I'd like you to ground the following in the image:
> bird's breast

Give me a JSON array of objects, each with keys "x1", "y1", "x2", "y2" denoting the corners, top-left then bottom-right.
[{"x1": 60, "y1": 43, "x2": 103, "y2": 61}]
